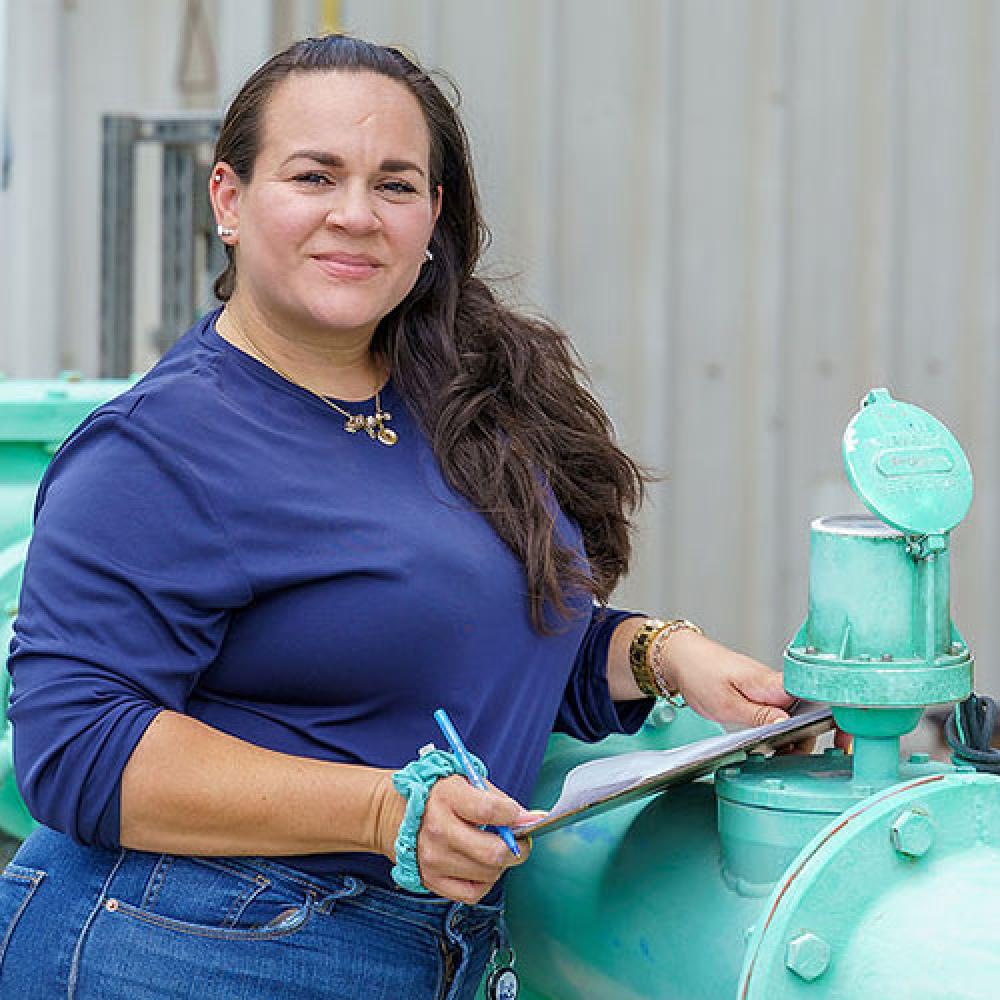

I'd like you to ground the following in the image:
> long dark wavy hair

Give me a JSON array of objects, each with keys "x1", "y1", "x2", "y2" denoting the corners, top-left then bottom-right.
[{"x1": 213, "y1": 35, "x2": 648, "y2": 630}]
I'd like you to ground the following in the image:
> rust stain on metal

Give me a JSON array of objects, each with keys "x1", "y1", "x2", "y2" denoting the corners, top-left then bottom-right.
[{"x1": 739, "y1": 775, "x2": 944, "y2": 998}]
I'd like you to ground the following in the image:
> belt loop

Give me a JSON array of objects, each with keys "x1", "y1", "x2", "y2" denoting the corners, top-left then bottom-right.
[{"x1": 316, "y1": 874, "x2": 366, "y2": 914}]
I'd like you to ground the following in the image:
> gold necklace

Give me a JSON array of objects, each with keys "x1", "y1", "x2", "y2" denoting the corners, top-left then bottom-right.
[{"x1": 236, "y1": 325, "x2": 397, "y2": 446}]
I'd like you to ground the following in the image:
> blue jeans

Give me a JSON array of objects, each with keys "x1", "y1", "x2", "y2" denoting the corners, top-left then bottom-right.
[{"x1": 0, "y1": 827, "x2": 502, "y2": 999}]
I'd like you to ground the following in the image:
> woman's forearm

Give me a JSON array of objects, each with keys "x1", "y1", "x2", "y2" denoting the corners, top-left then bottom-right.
[{"x1": 119, "y1": 710, "x2": 405, "y2": 858}]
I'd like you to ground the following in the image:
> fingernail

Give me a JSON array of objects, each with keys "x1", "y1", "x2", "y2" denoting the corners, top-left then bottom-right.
[{"x1": 517, "y1": 809, "x2": 547, "y2": 823}]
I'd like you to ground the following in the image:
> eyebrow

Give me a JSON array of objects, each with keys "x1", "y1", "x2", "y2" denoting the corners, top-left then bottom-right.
[{"x1": 283, "y1": 150, "x2": 427, "y2": 179}]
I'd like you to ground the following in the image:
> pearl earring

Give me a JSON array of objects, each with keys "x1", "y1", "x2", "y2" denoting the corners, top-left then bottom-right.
[
  {"x1": 217, "y1": 225, "x2": 236, "y2": 239},
  {"x1": 424, "y1": 248, "x2": 433, "y2": 262}
]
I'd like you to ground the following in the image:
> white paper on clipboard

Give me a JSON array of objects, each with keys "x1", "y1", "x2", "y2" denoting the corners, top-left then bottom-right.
[{"x1": 514, "y1": 705, "x2": 835, "y2": 838}]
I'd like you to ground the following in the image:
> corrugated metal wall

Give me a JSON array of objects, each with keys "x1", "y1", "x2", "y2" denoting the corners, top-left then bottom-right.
[
  {"x1": 341, "y1": 0, "x2": 1000, "y2": 692},
  {"x1": 3, "y1": 0, "x2": 999, "y2": 688}
]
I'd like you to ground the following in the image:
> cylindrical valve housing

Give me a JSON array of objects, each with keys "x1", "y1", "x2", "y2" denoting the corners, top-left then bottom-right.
[{"x1": 806, "y1": 514, "x2": 949, "y2": 661}]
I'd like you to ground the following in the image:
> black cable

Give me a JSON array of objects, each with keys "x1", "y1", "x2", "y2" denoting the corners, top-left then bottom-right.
[{"x1": 944, "y1": 693, "x2": 1000, "y2": 774}]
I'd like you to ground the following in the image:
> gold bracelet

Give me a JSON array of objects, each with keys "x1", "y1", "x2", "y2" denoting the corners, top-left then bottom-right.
[
  {"x1": 629, "y1": 618, "x2": 666, "y2": 698},
  {"x1": 649, "y1": 619, "x2": 704, "y2": 705}
]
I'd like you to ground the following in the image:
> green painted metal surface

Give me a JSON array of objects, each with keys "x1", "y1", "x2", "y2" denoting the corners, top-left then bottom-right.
[
  {"x1": 501, "y1": 707, "x2": 740, "y2": 1000},
  {"x1": 739, "y1": 775, "x2": 1000, "y2": 998},
  {"x1": 0, "y1": 375, "x2": 133, "y2": 839},
  {"x1": 504, "y1": 390, "x2": 1000, "y2": 998},
  {"x1": 843, "y1": 388, "x2": 973, "y2": 537},
  {"x1": 786, "y1": 389, "x2": 974, "y2": 716}
]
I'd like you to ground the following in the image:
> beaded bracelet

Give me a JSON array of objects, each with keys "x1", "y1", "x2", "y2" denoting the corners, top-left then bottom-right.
[
  {"x1": 629, "y1": 617, "x2": 703, "y2": 706},
  {"x1": 650, "y1": 618, "x2": 703, "y2": 706},
  {"x1": 390, "y1": 747, "x2": 488, "y2": 893}
]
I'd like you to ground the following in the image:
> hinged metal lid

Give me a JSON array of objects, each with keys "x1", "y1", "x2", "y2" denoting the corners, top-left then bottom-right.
[{"x1": 842, "y1": 388, "x2": 973, "y2": 536}]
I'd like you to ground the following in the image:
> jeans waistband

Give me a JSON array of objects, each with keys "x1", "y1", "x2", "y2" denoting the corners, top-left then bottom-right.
[{"x1": 105, "y1": 848, "x2": 505, "y2": 934}]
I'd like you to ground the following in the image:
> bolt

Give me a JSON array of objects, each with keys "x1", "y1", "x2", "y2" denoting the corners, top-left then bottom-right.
[
  {"x1": 785, "y1": 932, "x2": 831, "y2": 982},
  {"x1": 891, "y1": 809, "x2": 935, "y2": 858}
]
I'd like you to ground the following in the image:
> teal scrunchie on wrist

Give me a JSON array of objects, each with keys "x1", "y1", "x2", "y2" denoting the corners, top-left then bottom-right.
[{"x1": 390, "y1": 748, "x2": 488, "y2": 893}]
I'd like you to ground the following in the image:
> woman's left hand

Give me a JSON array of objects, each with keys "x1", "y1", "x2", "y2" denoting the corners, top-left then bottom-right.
[
  {"x1": 663, "y1": 629, "x2": 851, "y2": 752},
  {"x1": 664, "y1": 629, "x2": 795, "y2": 728}
]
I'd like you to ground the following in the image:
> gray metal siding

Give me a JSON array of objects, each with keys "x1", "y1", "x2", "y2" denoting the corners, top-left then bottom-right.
[{"x1": 343, "y1": 0, "x2": 1000, "y2": 687}]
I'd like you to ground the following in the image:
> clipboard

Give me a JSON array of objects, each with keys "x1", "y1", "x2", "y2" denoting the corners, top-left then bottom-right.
[{"x1": 514, "y1": 705, "x2": 835, "y2": 838}]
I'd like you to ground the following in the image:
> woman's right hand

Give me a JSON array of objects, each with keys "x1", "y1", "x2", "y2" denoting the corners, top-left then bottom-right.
[{"x1": 377, "y1": 774, "x2": 538, "y2": 903}]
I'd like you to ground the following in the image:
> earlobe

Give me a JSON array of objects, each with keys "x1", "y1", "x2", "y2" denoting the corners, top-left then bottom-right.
[
  {"x1": 211, "y1": 163, "x2": 241, "y2": 236},
  {"x1": 432, "y1": 184, "x2": 443, "y2": 224}
]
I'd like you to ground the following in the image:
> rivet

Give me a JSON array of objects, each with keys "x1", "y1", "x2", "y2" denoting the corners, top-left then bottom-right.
[
  {"x1": 785, "y1": 932, "x2": 831, "y2": 981},
  {"x1": 804, "y1": 646, "x2": 818, "y2": 655},
  {"x1": 105, "y1": 898, "x2": 119, "y2": 912},
  {"x1": 880, "y1": 653, "x2": 894, "y2": 662},
  {"x1": 891, "y1": 809, "x2": 935, "y2": 858}
]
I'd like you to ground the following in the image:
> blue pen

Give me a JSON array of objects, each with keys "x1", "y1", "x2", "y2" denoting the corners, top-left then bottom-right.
[{"x1": 433, "y1": 708, "x2": 521, "y2": 858}]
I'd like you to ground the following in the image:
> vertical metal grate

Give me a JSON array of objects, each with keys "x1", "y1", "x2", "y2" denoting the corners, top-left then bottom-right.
[{"x1": 99, "y1": 114, "x2": 220, "y2": 377}]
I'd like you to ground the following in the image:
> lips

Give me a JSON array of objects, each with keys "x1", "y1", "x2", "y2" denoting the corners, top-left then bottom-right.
[{"x1": 311, "y1": 252, "x2": 383, "y2": 280}]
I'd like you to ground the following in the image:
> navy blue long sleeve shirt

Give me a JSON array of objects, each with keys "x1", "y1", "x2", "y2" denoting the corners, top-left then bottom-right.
[{"x1": 8, "y1": 311, "x2": 649, "y2": 888}]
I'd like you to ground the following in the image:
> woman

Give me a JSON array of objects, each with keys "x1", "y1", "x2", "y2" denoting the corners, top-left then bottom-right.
[{"x1": 1, "y1": 35, "x2": 796, "y2": 999}]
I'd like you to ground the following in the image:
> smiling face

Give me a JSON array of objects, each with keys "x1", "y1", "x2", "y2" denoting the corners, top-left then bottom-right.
[{"x1": 215, "y1": 70, "x2": 440, "y2": 344}]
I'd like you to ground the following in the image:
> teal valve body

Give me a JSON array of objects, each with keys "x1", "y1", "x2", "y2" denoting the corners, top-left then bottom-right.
[
  {"x1": 784, "y1": 515, "x2": 972, "y2": 708},
  {"x1": 499, "y1": 389, "x2": 1000, "y2": 999},
  {"x1": 785, "y1": 389, "x2": 974, "y2": 787}
]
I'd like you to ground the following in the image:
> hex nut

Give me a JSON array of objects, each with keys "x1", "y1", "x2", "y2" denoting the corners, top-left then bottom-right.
[
  {"x1": 891, "y1": 809, "x2": 935, "y2": 858},
  {"x1": 785, "y1": 932, "x2": 831, "y2": 982}
]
